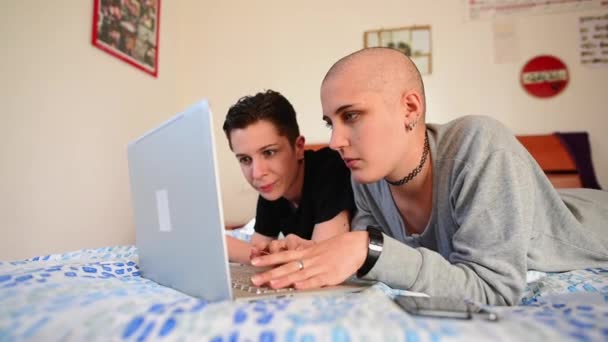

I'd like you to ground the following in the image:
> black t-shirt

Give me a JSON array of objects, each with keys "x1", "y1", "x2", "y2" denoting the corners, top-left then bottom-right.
[{"x1": 254, "y1": 147, "x2": 355, "y2": 239}]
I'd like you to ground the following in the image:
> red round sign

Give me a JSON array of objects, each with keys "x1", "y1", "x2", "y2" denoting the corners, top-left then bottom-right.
[{"x1": 520, "y1": 55, "x2": 569, "y2": 98}]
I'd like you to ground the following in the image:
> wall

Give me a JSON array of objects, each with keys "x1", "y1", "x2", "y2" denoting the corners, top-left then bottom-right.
[
  {"x1": 1, "y1": 0, "x2": 606, "y2": 260},
  {"x1": 177, "y1": 0, "x2": 608, "y2": 226},
  {"x1": 0, "y1": 1, "x2": 181, "y2": 259}
]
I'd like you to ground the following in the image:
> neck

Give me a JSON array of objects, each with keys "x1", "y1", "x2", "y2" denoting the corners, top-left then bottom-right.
[
  {"x1": 391, "y1": 157, "x2": 432, "y2": 199},
  {"x1": 385, "y1": 130, "x2": 430, "y2": 190},
  {"x1": 283, "y1": 159, "x2": 305, "y2": 205}
]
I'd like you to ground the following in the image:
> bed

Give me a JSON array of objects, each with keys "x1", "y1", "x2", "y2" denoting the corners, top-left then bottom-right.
[
  {"x1": 2, "y1": 134, "x2": 606, "y2": 341},
  {"x1": 1, "y1": 247, "x2": 607, "y2": 341}
]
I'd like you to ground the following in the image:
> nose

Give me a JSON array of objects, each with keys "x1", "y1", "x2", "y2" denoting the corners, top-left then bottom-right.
[
  {"x1": 329, "y1": 123, "x2": 348, "y2": 152},
  {"x1": 251, "y1": 158, "x2": 268, "y2": 180}
]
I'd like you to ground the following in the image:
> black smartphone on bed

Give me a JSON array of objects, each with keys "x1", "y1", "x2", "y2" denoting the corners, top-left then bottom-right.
[{"x1": 394, "y1": 296, "x2": 498, "y2": 321}]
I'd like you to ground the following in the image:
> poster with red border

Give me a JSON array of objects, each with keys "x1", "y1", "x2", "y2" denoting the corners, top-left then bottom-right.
[{"x1": 92, "y1": 0, "x2": 161, "y2": 77}]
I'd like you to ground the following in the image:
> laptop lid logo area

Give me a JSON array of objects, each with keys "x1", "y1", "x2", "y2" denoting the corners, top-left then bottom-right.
[
  {"x1": 128, "y1": 100, "x2": 234, "y2": 301},
  {"x1": 155, "y1": 189, "x2": 172, "y2": 232}
]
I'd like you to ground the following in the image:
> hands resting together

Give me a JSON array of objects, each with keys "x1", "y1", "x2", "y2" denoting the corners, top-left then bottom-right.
[{"x1": 248, "y1": 231, "x2": 369, "y2": 290}]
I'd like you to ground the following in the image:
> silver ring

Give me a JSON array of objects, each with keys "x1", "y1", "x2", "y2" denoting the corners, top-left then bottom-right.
[{"x1": 296, "y1": 259, "x2": 304, "y2": 270}]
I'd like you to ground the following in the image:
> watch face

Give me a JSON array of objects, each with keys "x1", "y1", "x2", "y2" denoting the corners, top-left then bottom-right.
[
  {"x1": 366, "y1": 226, "x2": 384, "y2": 244},
  {"x1": 369, "y1": 243, "x2": 382, "y2": 252},
  {"x1": 357, "y1": 226, "x2": 384, "y2": 278}
]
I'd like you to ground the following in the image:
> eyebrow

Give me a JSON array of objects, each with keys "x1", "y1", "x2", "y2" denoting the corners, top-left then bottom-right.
[
  {"x1": 235, "y1": 144, "x2": 279, "y2": 158},
  {"x1": 257, "y1": 143, "x2": 279, "y2": 152},
  {"x1": 323, "y1": 104, "x2": 356, "y2": 122}
]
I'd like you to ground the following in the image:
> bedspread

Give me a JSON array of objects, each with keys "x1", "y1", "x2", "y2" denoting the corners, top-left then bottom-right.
[{"x1": 1, "y1": 246, "x2": 607, "y2": 341}]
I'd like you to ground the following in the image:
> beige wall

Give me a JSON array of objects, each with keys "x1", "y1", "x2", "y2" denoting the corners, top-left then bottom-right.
[
  {"x1": 178, "y1": 0, "x2": 608, "y2": 227},
  {"x1": 0, "y1": 1, "x2": 181, "y2": 259},
  {"x1": 1, "y1": 1, "x2": 606, "y2": 260}
]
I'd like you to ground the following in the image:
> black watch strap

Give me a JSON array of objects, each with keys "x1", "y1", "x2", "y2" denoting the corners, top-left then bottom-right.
[{"x1": 356, "y1": 226, "x2": 384, "y2": 278}]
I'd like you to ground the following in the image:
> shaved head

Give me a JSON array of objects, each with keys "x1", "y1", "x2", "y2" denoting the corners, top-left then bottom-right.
[
  {"x1": 320, "y1": 48, "x2": 429, "y2": 185},
  {"x1": 322, "y1": 47, "x2": 426, "y2": 115}
]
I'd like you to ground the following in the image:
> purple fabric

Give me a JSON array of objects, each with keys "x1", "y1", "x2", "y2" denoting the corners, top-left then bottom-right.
[{"x1": 555, "y1": 132, "x2": 602, "y2": 190}]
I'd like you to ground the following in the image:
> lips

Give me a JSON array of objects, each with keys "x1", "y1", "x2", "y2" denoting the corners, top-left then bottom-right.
[
  {"x1": 258, "y1": 182, "x2": 275, "y2": 193},
  {"x1": 343, "y1": 158, "x2": 360, "y2": 169}
]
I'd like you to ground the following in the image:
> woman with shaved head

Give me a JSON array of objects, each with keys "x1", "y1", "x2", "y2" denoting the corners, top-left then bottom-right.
[{"x1": 250, "y1": 48, "x2": 608, "y2": 305}]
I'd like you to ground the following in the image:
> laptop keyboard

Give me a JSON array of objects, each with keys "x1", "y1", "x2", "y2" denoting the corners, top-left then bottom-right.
[{"x1": 230, "y1": 264, "x2": 295, "y2": 295}]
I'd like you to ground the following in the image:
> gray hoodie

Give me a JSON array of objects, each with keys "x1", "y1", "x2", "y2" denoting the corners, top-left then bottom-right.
[{"x1": 353, "y1": 115, "x2": 608, "y2": 305}]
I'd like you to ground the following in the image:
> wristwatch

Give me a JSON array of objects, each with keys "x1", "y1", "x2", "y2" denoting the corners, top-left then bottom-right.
[{"x1": 356, "y1": 225, "x2": 384, "y2": 278}]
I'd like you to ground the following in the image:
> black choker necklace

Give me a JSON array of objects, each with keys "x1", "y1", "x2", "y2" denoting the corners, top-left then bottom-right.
[{"x1": 385, "y1": 132, "x2": 429, "y2": 186}]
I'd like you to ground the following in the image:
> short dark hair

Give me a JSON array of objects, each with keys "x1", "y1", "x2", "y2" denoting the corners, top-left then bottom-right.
[{"x1": 223, "y1": 90, "x2": 300, "y2": 149}]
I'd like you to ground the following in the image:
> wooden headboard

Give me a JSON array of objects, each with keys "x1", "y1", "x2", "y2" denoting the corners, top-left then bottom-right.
[
  {"x1": 306, "y1": 136, "x2": 582, "y2": 189},
  {"x1": 516, "y1": 134, "x2": 581, "y2": 188},
  {"x1": 306, "y1": 144, "x2": 327, "y2": 152}
]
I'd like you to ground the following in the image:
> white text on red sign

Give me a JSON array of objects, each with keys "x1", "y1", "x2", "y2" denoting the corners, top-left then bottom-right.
[{"x1": 522, "y1": 70, "x2": 568, "y2": 84}]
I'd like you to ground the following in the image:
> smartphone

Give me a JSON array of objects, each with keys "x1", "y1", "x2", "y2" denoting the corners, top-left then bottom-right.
[{"x1": 394, "y1": 296, "x2": 498, "y2": 321}]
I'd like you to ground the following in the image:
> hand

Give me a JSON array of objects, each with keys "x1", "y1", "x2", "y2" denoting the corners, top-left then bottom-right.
[
  {"x1": 268, "y1": 234, "x2": 316, "y2": 253},
  {"x1": 249, "y1": 241, "x2": 271, "y2": 260},
  {"x1": 249, "y1": 231, "x2": 369, "y2": 290},
  {"x1": 250, "y1": 234, "x2": 316, "y2": 260}
]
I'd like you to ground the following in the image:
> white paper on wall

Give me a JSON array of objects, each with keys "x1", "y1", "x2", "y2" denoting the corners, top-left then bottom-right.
[
  {"x1": 465, "y1": 0, "x2": 608, "y2": 21},
  {"x1": 579, "y1": 13, "x2": 608, "y2": 67},
  {"x1": 493, "y1": 18, "x2": 520, "y2": 64}
]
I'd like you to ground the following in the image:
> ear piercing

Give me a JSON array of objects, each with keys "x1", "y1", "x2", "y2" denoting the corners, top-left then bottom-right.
[{"x1": 406, "y1": 119, "x2": 418, "y2": 132}]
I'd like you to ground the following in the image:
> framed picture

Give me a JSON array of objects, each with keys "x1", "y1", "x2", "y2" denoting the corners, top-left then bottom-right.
[
  {"x1": 92, "y1": 0, "x2": 161, "y2": 77},
  {"x1": 364, "y1": 25, "x2": 432, "y2": 75}
]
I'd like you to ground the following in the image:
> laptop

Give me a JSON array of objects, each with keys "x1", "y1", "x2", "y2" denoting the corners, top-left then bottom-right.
[{"x1": 127, "y1": 100, "x2": 369, "y2": 301}]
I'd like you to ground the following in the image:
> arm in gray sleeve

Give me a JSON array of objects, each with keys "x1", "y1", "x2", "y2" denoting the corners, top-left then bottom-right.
[
  {"x1": 362, "y1": 150, "x2": 535, "y2": 305},
  {"x1": 350, "y1": 178, "x2": 379, "y2": 232}
]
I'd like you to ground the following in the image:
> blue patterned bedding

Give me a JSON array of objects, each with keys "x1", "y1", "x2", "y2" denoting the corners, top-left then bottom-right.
[{"x1": 1, "y1": 246, "x2": 607, "y2": 341}]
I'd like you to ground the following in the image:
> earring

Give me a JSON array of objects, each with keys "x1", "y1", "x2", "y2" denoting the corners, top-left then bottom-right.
[{"x1": 406, "y1": 120, "x2": 418, "y2": 132}]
